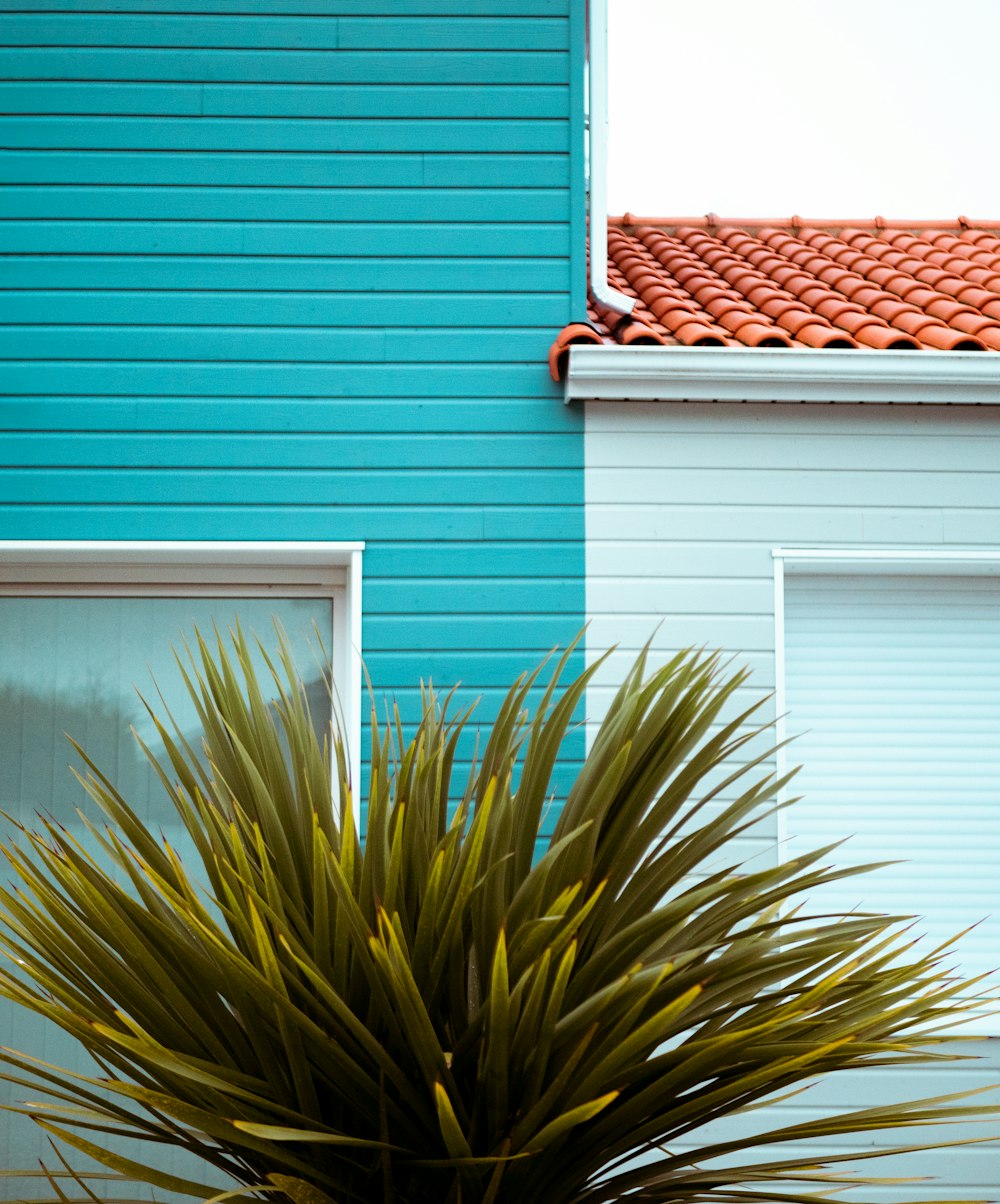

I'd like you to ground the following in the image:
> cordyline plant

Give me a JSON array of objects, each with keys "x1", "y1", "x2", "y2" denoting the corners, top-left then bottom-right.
[{"x1": 0, "y1": 630, "x2": 995, "y2": 1204}]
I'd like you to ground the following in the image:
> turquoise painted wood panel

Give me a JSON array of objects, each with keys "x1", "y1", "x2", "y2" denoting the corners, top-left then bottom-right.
[
  {"x1": 0, "y1": 185, "x2": 568, "y2": 220},
  {"x1": 0, "y1": 328, "x2": 563, "y2": 361},
  {"x1": 364, "y1": 615, "x2": 581, "y2": 647},
  {"x1": 0, "y1": 363, "x2": 564, "y2": 395},
  {"x1": 0, "y1": 293, "x2": 569, "y2": 327},
  {"x1": 0, "y1": 469, "x2": 581, "y2": 506},
  {"x1": 0, "y1": 48, "x2": 568, "y2": 83},
  {"x1": 0, "y1": 150, "x2": 569, "y2": 187},
  {"x1": 208, "y1": 83, "x2": 569, "y2": 117},
  {"x1": 0, "y1": 2, "x2": 587, "y2": 1189},
  {"x1": 0, "y1": 117, "x2": 571, "y2": 152},
  {"x1": 4, "y1": 14, "x2": 349, "y2": 46},
  {"x1": 367, "y1": 543, "x2": 582, "y2": 576},
  {"x1": 3, "y1": 432, "x2": 582, "y2": 469},
  {"x1": 364, "y1": 579, "x2": 581, "y2": 611},
  {"x1": 0, "y1": 222, "x2": 570, "y2": 255},
  {"x1": 0, "y1": 256, "x2": 569, "y2": 290},
  {"x1": 341, "y1": 17, "x2": 568, "y2": 50},
  {"x1": 1, "y1": 15, "x2": 568, "y2": 50},
  {"x1": 1, "y1": 1, "x2": 570, "y2": 14},
  {"x1": 0, "y1": 397, "x2": 579, "y2": 433},
  {"x1": 0, "y1": 505, "x2": 490, "y2": 540},
  {"x1": 0, "y1": 504, "x2": 549, "y2": 543},
  {"x1": 0, "y1": 82, "x2": 569, "y2": 117}
]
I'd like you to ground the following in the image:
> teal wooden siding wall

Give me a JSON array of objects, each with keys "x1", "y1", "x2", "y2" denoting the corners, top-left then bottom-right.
[{"x1": 0, "y1": 0, "x2": 587, "y2": 806}]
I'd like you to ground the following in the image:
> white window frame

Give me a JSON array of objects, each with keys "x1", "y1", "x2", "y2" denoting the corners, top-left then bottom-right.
[
  {"x1": 0, "y1": 540, "x2": 365, "y2": 819},
  {"x1": 773, "y1": 547, "x2": 1000, "y2": 1034}
]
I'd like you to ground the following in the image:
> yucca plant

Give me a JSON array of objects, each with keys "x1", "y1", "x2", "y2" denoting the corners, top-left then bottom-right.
[{"x1": 0, "y1": 629, "x2": 995, "y2": 1204}]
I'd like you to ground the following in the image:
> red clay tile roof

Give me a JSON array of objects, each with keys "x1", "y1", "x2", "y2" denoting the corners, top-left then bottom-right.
[{"x1": 549, "y1": 216, "x2": 1000, "y2": 380}]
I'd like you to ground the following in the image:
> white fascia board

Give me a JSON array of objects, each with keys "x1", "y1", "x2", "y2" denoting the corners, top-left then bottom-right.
[{"x1": 564, "y1": 345, "x2": 1000, "y2": 404}]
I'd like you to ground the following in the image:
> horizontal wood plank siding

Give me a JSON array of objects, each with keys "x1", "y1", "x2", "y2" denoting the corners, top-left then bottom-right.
[
  {"x1": 0, "y1": 0, "x2": 584, "y2": 771},
  {"x1": 0, "y1": 256, "x2": 568, "y2": 288},
  {"x1": 0, "y1": 294, "x2": 567, "y2": 326},
  {"x1": 0, "y1": 15, "x2": 569, "y2": 49},
  {"x1": 0, "y1": 84, "x2": 569, "y2": 117},
  {"x1": 1, "y1": 0, "x2": 568, "y2": 11},
  {"x1": 0, "y1": 397, "x2": 577, "y2": 431},
  {"x1": 0, "y1": 187, "x2": 567, "y2": 220},
  {"x1": 0, "y1": 2, "x2": 585, "y2": 1184},
  {"x1": 585, "y1": 399, "x2": 1000, "y2": 1201}
]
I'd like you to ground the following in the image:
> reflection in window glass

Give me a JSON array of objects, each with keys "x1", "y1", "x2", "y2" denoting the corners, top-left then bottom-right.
[{"x1": 0, "y1": 595, "x2": 332, "y2": 1192}]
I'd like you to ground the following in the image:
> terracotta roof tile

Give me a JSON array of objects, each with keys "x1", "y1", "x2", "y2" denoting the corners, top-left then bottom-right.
[
  {"x1": 553, "y1": 217, "x2": 1000, "y2": 372},
  {"x1": 547, "y1": 321, "x2": 603, "y2": 382}
]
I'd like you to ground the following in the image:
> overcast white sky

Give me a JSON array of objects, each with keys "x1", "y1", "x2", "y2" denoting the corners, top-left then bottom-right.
[{"x1": 607, "y1": 0, "x2": 1000, "y2": 221}]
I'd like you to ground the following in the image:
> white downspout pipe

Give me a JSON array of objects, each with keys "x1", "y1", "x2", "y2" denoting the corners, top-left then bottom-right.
[{"x1": 587, "y1": 0, "x2": 635, "y2": 316}]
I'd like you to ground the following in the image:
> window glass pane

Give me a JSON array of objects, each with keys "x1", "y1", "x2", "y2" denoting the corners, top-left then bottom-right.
[{"x1": 0, "y1": 595, "x2": 332, "y2": 1190}]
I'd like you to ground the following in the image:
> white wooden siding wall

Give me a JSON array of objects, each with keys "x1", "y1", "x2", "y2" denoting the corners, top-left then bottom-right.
[{"x1": 585, "y1": 399, "x2": 1000, "y2": 1202}]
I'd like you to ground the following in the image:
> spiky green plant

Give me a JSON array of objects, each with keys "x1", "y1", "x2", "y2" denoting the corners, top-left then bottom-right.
[{"x1": 0, "y1": 630, "x2": 995, "y2": 1204}]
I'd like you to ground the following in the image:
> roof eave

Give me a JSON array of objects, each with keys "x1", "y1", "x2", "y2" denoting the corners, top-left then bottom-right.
[{"x1": 564, "y1": 345, "x2": 1000, "y2": 405}]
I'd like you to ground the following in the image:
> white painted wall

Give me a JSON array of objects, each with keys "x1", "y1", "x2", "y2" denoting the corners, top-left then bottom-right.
[{"x1": 585, "y1": 399, "x2": 1000, "y2": 1201}]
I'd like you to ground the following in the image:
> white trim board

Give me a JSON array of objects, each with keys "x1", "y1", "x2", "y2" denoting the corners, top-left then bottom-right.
[
  {"x1": 566, "y1": 345, "x2": 1000, "y2": 404},
  {"x1": 0, "y1": 540, "x2": 365, "y2": 817}
]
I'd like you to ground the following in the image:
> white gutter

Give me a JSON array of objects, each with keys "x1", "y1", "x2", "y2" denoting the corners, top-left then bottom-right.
[
  {"x1": 587, "y1": 0, "x2": 634, "y2": 317},
  {"x1": 564, "y1": 345, "x2": 1000, "y2": 404}
]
